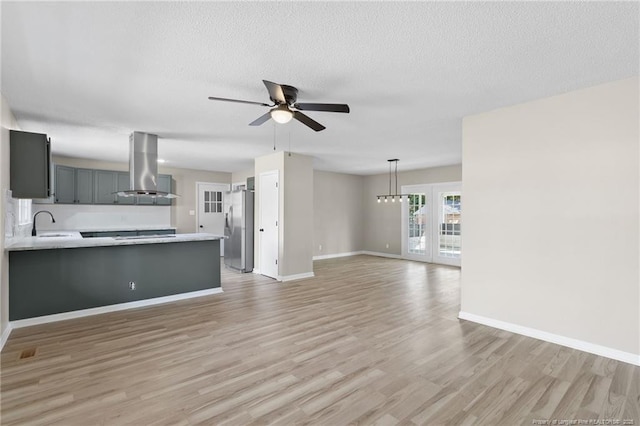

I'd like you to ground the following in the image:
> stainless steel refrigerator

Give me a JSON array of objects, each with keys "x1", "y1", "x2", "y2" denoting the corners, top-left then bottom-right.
[{"x1": 223, "y1": 189, "x2": 254, "y2": 272}]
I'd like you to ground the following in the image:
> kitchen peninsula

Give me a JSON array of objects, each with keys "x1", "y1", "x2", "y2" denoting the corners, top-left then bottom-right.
[{"x1": 6, "y1": 232, "x2": 223, "y2": 321}]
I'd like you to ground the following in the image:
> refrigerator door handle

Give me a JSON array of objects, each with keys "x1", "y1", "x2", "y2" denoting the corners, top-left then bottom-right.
[{"x1": 225, "y1": 207, "x2": 233, "y2": 231}]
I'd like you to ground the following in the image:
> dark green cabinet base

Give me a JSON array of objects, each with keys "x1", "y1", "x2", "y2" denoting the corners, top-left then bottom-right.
[{"x1": 9, "y1": 240, "x2": 220, "y2": 321}]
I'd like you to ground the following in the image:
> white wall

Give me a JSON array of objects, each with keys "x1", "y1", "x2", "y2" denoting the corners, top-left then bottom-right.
[
  {"x1": 1, "y1": 93, "x2": 19, "y2": 348},
  {"x1": 254, "y1": 151, "x2": 314, "y2": 279},
  {"x1": 254, "y1": 151, "x2": 285, "y2": 276},
  {"x1": 313, "y1": 170, "x2": 364, "y2": 257},
  {"x1": 231, "y1": 168, "x2": 254, "y2": 188},
  {"x1": 34, "y1": 204, "x2": 171, "y2": 231},
  {"x1": 282, "y1": 153, "x2": 314, "y2": 277},
  {"x1": 461, "y1": 77, "x2": 639, "y2": 360}
]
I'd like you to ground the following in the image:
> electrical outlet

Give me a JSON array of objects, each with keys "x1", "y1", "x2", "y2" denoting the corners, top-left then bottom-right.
[
  {"x1": 319, "y1": 244, "x2": 322, "y2": 251},
  {"x1": 385, "y1": 243, "x2": 390, "y2": 249},
  {"x1": 128, "y1": 281, "x2": 136, "y2": 290}
]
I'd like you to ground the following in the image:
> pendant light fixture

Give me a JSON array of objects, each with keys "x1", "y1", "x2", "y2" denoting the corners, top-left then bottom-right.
[{"x1": 376, "y1": 159, "x2": 409, "y2": 203}]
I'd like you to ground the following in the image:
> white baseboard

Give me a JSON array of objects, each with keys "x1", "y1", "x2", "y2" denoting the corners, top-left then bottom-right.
[
  {"x1": 361, "y1": 251, "x2": 403, "y2": 259},
  {"x1": 0, "y1": 323, "x2": 13, "y2": 352},
  {"x1": 458, "y1": 311, "x2": 640, "y2": 366},
  {"x1": 313, "y1": 251, "x2": 364, "y2": 260},
  {"x1": 11, "y1": 288, "x2": 224, "y2": 329},
  {"x1": 280, "y1": 272, "x2": 315, "y2": 282}
]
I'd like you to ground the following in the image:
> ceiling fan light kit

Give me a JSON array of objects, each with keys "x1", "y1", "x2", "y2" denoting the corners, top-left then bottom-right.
[
  {"x1": 270, "y1": 105, "x2": 293, "y2": 124},
  {"x1": 377, "y1": 159, "x2": 410, "y2": 204},
  {"x1": 208, "y1": 80, "x2": 350, "y2": 132}
]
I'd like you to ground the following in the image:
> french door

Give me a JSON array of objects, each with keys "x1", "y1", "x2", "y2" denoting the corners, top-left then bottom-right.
[{"x1": 401, "y1": 182, "x2": 461, "y2": 266}]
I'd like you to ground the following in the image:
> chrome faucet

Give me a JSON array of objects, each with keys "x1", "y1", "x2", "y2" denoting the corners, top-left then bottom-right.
[{"x1": 32, "y1": 211, "x2": 55, "y2": 236}]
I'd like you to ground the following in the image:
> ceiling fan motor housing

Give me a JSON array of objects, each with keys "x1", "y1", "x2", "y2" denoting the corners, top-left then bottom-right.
[{"x1": 278, "y1": 85, "x2": 298, "y2": 105}]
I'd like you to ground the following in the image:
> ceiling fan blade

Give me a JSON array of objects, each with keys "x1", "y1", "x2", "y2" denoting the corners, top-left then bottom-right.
[
  {"x1": 208, "y1": 96, "x2": 270, "y2": 107},
  {"x1": 293, "y1": 111, "x2": 326, "y2": 132},
  {"x1": 294, "y1": 103, "x2": 350, "y2": 113},
  {"x1": 249, "y1": 112, "x2": 272, "y2": 126},
  {"x1": 262, "y1": 80, "x2": 287, "y2": 104}
]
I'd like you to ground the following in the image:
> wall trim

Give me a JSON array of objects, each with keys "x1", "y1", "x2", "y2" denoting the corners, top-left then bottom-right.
[
  {"x1": 0, "y1": 323, "x2": 13, "y2": 352},
  {"x1": 458, "y1": 311, "x2": 640, "y2": 366},
  {"x1": 361, "y1": 251, "x2": 403, "y2": 259},
  {"x1": 313, "y1": 251, "x2": 364, "y2": 260},
  {"x1": 279, "y1": 272, "x2": 315, "y2": 282},
  {"x1": 11, "y1": 288, "x2": 224, "y2": 329}
]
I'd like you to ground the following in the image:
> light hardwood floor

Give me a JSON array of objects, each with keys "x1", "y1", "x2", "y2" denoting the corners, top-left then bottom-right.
[{"x1": 1, "y1": 255, "x2": 638, "y2": 425}]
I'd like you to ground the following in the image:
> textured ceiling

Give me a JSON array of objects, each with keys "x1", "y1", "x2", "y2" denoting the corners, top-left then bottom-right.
[{"x1": 1, "y1": 2, "x2": 638, "y2": 175}]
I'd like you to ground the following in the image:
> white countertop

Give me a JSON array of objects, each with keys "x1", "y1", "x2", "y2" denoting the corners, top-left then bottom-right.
[{"x1": 6, "y1": 232, "x2": 223, "y2": 251}]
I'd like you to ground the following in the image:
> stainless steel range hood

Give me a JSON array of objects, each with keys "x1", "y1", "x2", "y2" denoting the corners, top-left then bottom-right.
[{"x1": 117, "y1": 132, "x2": 178, "y2": 198}]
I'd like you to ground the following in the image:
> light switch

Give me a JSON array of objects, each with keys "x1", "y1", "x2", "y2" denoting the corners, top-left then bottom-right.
[{"x1": 189, "y1": 210, "x2": 195, "y2": 216}]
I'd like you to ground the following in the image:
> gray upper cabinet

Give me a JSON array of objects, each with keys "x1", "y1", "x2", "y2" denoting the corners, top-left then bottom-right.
[
  {"x1": 10, "y1": 130, "x2": 51, "y2": 199},
  {"x1": 156, "y1": 174, "x2": 172, "y2": 205},
  {"x1": 94, "y1": 170, "x2": 117, "y2": 204},
  {"x1": 52, "y1": 165, "x2": 172, "y2": 206},
  {"x1": 136, "y1": 174, "x2": 172, "y2": 205},
  {"x1": 75, "y1": 168, "x2": 94, "y2": 204},
  {"x1": 54, "y1": 165, "x2": 76, "y2": 203},
  {"x1": 116, "y1": 172, "x2": 135, "y2": 205},
  {"x1": 55, "y1": 165, "x2": 94, "y2": 204}
]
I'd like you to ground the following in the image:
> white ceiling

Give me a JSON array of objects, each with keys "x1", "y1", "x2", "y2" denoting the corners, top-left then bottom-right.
[{"x1": 1, "y1": 2, "x2": 638, "y2": 175}]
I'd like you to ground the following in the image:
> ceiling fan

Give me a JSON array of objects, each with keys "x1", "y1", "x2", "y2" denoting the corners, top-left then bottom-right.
[{"x1": 208, "y1": 80, "x2": 350, "y2": 132}]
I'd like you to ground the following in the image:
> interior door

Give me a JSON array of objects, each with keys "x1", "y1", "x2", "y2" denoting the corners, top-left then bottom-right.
[
  {"x1": 197, "y1": 182, "x2": 230, "y2": 256},
  {"x1": 259, "y1": 170, "x2": 279, "y2": 279}
]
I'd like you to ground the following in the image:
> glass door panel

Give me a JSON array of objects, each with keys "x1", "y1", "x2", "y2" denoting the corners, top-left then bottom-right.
[
  {"x1": 401, "y1": 184, "x2": 431, "y2": 261},
  {"x1": 408, "y1": 193, "x2": 426, "y2": 255},
  {"x1": 432, "y1": 184, "x2": 461, "y2": 266},
  {"x1": 438, "y1": 192, "x2": 461, "y2": 258}
]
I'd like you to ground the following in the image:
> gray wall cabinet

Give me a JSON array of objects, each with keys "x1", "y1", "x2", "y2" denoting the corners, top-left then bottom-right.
[
  {"x1": 116, "y1": 172, "x2": 135, "y2": 205},
  {"x1": 10, "y1": 130, "x2": 51, "y2": 199},
  {"x1": 76, "y1": 168, "x2": 94, "y2": 204},
  {"x1": 54, "y1": 165, "x2": 75, "y2": 203},
  {"x1": 94, "y1": 170, "x2": 118, "y2": 204},
  {"x1": 54, "y1": 165, "x2": 172, "y2": 206},
  {"x1": 54, "y1": 165, "x2": 94, "y2": 204},
  {"x1": 156, "y1": 174, "x2": 172, "y2": 205}
]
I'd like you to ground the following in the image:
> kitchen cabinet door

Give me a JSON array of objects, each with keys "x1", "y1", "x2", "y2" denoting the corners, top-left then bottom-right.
[
  {"x1": 9, "y1": 130, "x2": 51, "y2": 199},
  {"x1": 94, "y1": 170, "x2": 117, "y2": 204},
  {"x1": 156, "y1": 174, "x2": 172, "y2": 205},
  {"x1": 54, "y1": 165, "x2": 76, "y2": 204},
  {"x1": 116, "y1": 172, "x2": 135, "y2": 205},
  {"x1": 75, "y1": 168, "x2": 94, "y2": 204}
]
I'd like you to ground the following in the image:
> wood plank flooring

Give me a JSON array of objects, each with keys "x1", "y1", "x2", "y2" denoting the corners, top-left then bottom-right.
[{"x1": 1, "y1": 255, "x2": 638, "y2": 425}]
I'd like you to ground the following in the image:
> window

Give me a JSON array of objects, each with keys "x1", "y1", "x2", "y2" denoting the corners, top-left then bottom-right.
[
  {"x1": 204, "y1": 191, "x2": 222, "y2": 213},
  {"x1": 17, "y1": 199, "x2": 32, "y2": 225}
]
